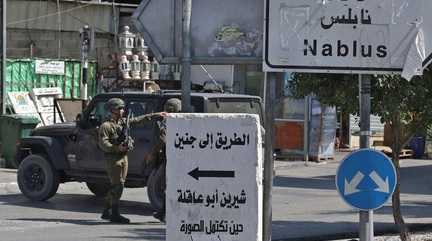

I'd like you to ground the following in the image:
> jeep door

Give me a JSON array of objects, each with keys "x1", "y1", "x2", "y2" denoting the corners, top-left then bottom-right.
[
  {"x1": 125, "y1": 98, "x2": 158, "y2": 175},
  {"x1": 74, "y1": 99, "x2": 108, "y2": 171}
]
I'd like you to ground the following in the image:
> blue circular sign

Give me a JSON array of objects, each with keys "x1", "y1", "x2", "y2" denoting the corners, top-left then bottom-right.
[{"x1": 336, "y1": 149, "x2": 397, "y2": 210}]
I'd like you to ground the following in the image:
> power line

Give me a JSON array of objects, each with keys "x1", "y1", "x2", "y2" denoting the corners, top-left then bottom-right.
[
  {"x1": 7, "y1": 3, "x2": 91, "y2": 26},
  {"x1": 9, "y1": 1, "x2": 114, "y2": 35}
]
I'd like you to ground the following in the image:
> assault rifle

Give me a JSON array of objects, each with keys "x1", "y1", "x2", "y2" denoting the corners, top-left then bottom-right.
[{"x1": 116, "y1": 109, "x2": 134, "y2": 151}]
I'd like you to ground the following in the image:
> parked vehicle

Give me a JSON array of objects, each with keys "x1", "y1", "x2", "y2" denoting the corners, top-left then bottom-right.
[{"x1": 16, "y1": 90, "x2": 263, "y2": 212}]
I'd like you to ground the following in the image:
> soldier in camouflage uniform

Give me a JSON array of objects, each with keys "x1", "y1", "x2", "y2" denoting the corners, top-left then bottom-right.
[
  {"x1": 98, "y1": 98, "x2": 165, "y2": 224},
  {"x1": 151, "y1": 98, "x2": 182, "y2": 222}
]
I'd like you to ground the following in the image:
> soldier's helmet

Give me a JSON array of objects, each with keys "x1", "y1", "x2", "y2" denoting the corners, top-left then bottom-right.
[
  {"x1": 163, "y1": 98, "x2": 181, "y2": 113},
  {"x1": 105, "y1": 98, "x2": 125, "y2": 111}
]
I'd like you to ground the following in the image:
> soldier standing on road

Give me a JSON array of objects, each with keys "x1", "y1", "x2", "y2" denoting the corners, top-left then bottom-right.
[
  {"x1": 151, "y1": 98, "x2": 182, "y2": 223},
  {"x1": 98, "y1": 98, "x2": 166, "y2": 224}
]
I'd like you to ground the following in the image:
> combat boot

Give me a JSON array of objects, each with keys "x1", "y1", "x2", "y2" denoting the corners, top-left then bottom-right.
[
  {"x1": 101, "y1": 197, "x2": 112, "y2": 220},
  {"x1": 101, "y1": 208, "x2": 111, "y2": 220},
  {"x1": 110, "y1": 204, "x2": 130, "y2": 224},
  {"x1": 152, "y1": 211, "x2": 165, "y2": 223}
]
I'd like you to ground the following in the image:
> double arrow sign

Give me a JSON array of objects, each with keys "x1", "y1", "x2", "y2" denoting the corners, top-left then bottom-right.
[{"x1": 344, "y1": 171, "x2": 390, "y2": 196}]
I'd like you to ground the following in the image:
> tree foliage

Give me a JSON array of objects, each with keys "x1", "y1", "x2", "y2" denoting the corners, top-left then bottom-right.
[{"x1": 290, "y1": 72, "x2": 432, "y2": 137}]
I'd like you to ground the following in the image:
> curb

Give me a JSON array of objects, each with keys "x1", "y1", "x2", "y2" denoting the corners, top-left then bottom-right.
[{"x1": 272, "y1": 223, "x2": 432, "y2": 241}]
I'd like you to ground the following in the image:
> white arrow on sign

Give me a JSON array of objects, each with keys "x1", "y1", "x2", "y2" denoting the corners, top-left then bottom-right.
[
  {"x1": 344, "y1": 171, "x2": 391, "y2": 196},
  {"x1": 344, "y1": 172, "x2": 364, "y2": 196},
  {"x1": 369, "y1": 171, "x2": 390, "y2": 194}
]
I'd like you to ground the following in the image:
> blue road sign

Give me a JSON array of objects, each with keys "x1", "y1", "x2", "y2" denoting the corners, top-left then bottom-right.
[{"x1": 336, "y1": 149, "x2": 397, "y2": 210}]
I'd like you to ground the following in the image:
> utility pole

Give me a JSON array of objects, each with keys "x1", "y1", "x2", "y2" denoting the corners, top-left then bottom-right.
[
  {"x1": 359, "y1": 74, "x2": 373, "y2": 241},
  {"x1": 181, "y1": 0, "x2": 192, "y2": 112},
  {"x1": 80, "y1": 25, "x2": 91, "y2": 101},
  {"x1": 1, "y1": 0, "x2": 6, "y2": 114}
]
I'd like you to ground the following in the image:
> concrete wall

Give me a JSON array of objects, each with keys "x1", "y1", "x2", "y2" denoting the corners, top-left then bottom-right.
[
  {"x1": 5, "y1": 0, "x2": 140, "y2": 69},
  {"x1": 7, "y1": 28, "x2": 115, "y2": 68}
]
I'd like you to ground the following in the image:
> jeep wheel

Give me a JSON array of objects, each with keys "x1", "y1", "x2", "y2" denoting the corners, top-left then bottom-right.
[
  {"x1": 86, "y1": 182, "x2": 110, "y2": 197},
  {"x1": 147, "y1": 164, "x2": 165, "y2": 212},
  {"x1": 17, "y1": 154, "x2": 59, "y2": 201}
]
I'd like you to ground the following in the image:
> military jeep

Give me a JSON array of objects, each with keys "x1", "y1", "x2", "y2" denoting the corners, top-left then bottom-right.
[{"x1": 16, "y1": 90, "x2": 263, "y2": 212}]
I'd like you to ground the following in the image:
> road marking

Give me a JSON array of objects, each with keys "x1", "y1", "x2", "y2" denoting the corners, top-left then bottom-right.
[
  {"x1": 0, "y1": 182, "x2": 18, "y2": 187},
  {"x1": 0, "y1": 182, "x2": 19, "y2": 197},
  {"x1": 0, "y1": 182, "x2": 18, "y2": 191},
  {"x1": 0, "y1": 219, "x2": 73, "y2": 232}
]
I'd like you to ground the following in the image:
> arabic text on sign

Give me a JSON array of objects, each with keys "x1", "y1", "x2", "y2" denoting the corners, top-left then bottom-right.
[
  {"x1": 321, "y1": 8, "x2": 372, "y2": 30},
  {"x1": 180, "y1": 219, "x2": 244, "y2": 235},
  {"x1": 301, "y1": 0, "x2": 388, "y2": 59},
  {"x1": 174, "y1": 132, "x2": 250, "y2": 150},
  {"x1": 177, "y1": 189, "x2": 247, "y2": 208}
]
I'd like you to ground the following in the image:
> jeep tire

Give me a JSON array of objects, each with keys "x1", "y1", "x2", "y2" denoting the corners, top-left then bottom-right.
[
  {"x1": 147, "y1": 164, "x2": 165, "y2": 212},
  {"x1": 86, "y1": 182, "x2": 111, "y2": 197},
  {"x1": 17, "y1": 154, "x2": 60, "y2": 201}
]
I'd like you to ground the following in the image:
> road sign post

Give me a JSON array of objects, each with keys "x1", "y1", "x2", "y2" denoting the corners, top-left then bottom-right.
[
  {"x1": 336, "y1": 148, "x2": 397, "y2": 240},
  {"x1": 166, "y1": 113, "x2": 263, "y2": 241},
  {"x1": 263, "y1": 72, "x2": 276, "y2": 241},
  {"x1": 181, "y1": 0, "x2": 192, "y2": 112},
  {"x1": 359, "y1": 74, "x2": 372, "y2": 241}
]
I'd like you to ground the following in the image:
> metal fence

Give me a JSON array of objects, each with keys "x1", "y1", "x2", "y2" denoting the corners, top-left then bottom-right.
[{"x1": 6, "y1": 58, "x2": 97, "y2": 98}]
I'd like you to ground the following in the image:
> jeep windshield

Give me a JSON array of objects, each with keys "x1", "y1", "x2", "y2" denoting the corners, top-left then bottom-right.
[{"x1": 206, "y1": 99, "x2": 263, "y2": 123}]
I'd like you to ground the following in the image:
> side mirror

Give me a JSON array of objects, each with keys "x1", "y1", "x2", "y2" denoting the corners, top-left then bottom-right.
[
  {"x1": 88, "y1": 114, "x2": 101, "y2": 127},
  {"x1": 75, "y1": 113, "x2": 85, "y2": 128}
]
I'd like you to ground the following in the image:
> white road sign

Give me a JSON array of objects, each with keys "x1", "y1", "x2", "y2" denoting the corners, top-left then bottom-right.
[
  {"x1": 132, "y1": 0, "x2": 263, "y2": 64},
  {"x1": 264, "y1": 0, "x2": 432, "y2": 79},
  {"x1": 166, "y1": 114, "x2": 263, "y2": 241}
]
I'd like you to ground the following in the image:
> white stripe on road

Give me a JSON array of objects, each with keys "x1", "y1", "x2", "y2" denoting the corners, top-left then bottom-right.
[
  {"x1": 0, "y1": 182, "x2": 18, "y2": 188},
  {"x1": 0, "y1": 219, "x2": 73, "y2": 232},
  {"x1": 0, "y1": 182, "x2": 20, "y2": 197}
]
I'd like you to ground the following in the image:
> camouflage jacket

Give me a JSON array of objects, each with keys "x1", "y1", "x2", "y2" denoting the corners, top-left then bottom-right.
[
  {"x1": 150, "y1": 119, "x2": 167, "y2": 164},
  {"x1": 98, "y1": 113, "x2": 161, "y2": 156}
]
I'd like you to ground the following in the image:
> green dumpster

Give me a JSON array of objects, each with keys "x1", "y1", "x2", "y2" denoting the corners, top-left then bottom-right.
[{"x1": 0, "y1": 115, "x2": 40, "y2": 168}]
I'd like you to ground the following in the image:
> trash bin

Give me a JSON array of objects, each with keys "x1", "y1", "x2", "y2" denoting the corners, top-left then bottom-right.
[
  {"x1": 0, "y1": 115, "x2": 40, "y2": 168},
  {"x1": 409, "y1": 135, "x2": 426, "y2": 159}
]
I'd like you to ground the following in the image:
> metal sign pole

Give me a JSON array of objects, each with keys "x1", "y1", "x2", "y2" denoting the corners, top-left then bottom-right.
[
  {"x1": 304, "y1": 95, "x2": 310, "y2": 165},
  {"x1": 263, "y1": 72, "x2": 275, "y2": 241},
  {"x1": 181, "y1": 0, "x2": 192, "y2": 112},
  {"x1": 359, "y1": 74, "x2": 373, "y2": 241}
]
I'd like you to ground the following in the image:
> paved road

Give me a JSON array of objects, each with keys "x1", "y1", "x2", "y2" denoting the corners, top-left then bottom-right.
[
  {"x1": 0, "y1": 169, "x2": 164, "y2": 241},
  {"x1": 272, "y1": 154, "x2": 432, "y2": 240},
  {"x1": 0, "y1": 153, "x2": 431, "y2": 241}
]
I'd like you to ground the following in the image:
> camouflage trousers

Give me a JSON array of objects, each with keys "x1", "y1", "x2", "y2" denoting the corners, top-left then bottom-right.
[{"x1": 105, "y1": 156, "x2": 128, "y2": 207}]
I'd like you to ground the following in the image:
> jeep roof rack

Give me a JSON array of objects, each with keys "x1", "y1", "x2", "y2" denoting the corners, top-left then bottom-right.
[{"x1": 155, "y1": 89, "x2": 181, "y2": 95}]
